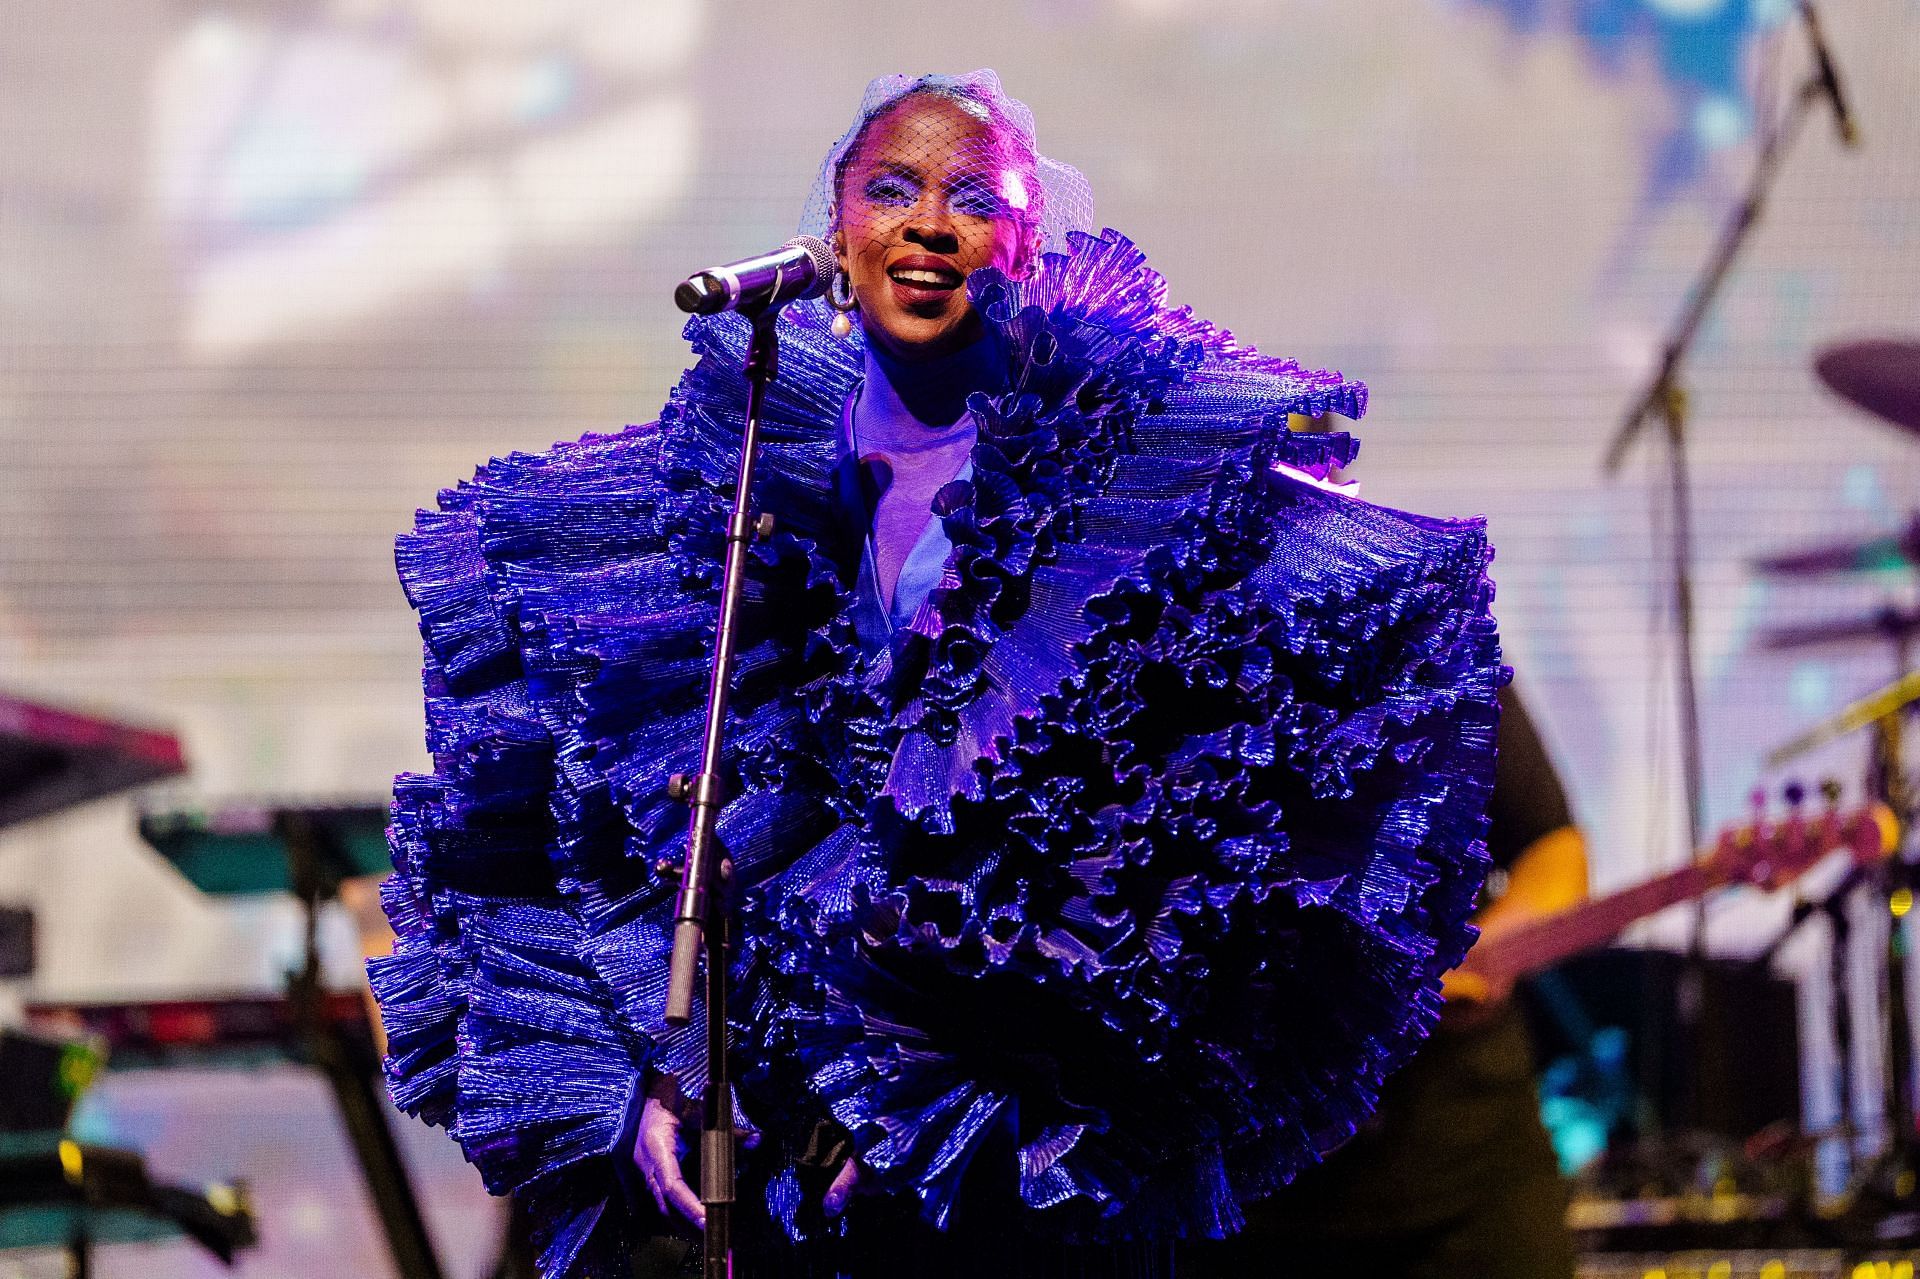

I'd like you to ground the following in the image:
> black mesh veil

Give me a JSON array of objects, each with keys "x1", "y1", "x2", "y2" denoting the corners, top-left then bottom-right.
[{"x1": 799, "y1": 69, "x2": 1095, "y2": 292}]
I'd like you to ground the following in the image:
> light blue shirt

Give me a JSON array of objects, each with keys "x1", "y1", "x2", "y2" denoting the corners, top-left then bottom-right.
[
  {"x1": 834, "y1": 332, "x2": 1003, "y2": 659},
  {"x1": 837, "y1": 385, "x2": 975, "y2": 658}
]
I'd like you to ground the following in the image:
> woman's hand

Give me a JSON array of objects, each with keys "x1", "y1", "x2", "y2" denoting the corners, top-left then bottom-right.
[
  {"x1": 823, "y1": 1156, "x2": 863, "y2": 1218},
  {"x1": 631, "y1": 1074, "x2": 767, "y2": 1231},
  {"x1": 634, "y1": 1078, "x2": 705, "y2": 1230}
]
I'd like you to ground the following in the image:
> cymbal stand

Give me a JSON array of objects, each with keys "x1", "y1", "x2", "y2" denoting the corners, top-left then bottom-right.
[
  {"x1": 1846, "y1": 642, "x2": 1918, "y2": 1239},
  {"x1": 1747, "y1": 791, "x2": 1874, "y2": 1186},
  {"x1": 1828, "y1": 869, "x2": 1861, "y2": 1177},
  {"x1": 1755, "y1": 680, "x2": 1920, "y2": 1228}
]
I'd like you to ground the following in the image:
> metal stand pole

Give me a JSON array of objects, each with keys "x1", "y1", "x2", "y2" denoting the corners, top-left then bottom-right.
[
  {"x1": 1877, "y1": 630, "x2": 1916, "y2": 1153},
  {"x1": 1829, "y1": 885, "x2": 1859, "y2": 1176},
  {"x1": 64, "y1": 1222, "x2": 90, "y2": 1279},
  {"x1": 1603, "y1": 78, "x2": 1823, "y2": 868},
  {"x1": 1601, "y1": 74, "x2": 1828, "y2": 1141},
  {"x1": 1853, "y1": 673, "x2": 1919, "y2": 1237},
  {"x1": 664, "y1": 307, "x2": 784, "y2": 1279}
]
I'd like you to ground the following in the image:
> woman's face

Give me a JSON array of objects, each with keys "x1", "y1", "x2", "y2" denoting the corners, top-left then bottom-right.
[{"x1": 834, "y1": 94, "x2": 1037, "y2": 362}]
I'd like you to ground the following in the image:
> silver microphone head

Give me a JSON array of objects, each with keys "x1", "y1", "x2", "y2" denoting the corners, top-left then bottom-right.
[{"x1": 787, "y1": 235, "x2": 838, "y2": 297}]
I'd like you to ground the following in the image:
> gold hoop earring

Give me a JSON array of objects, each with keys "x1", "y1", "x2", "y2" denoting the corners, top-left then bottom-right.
[{"x1": 827, "y1": 270, "x2": 858, "y2": 339}]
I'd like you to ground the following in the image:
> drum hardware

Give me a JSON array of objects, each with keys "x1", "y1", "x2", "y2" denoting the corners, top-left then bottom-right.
[
  {"x1": 1755, "y1": 617, "x2": 1918, "y2": 1237},
  {"x1": 1815, "y1": 339, "x2": 1920, "y2": 439},
  {"x1": 1762, "y1": 611, "x2": 1920, "y2": 657},
  {"x1": 1754, "y1": 517, "x2": 1920, "y2": 580}
]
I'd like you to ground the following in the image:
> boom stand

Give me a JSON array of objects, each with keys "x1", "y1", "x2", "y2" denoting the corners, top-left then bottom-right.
[
  {"x1": 1603, "y1": 72, "x2": 1830, "y2": 876},
  {"x1": 1601, "y1": 52, "x2": 1846, "y2": 1139},
  {"x1": 664, "y1": 306, "x2": 783, "y2": 1279}
]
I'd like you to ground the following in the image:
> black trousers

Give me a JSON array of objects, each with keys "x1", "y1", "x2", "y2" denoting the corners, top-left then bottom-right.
[{"x1": 1180, "y1": 1002, "x2": 1576, "y2": 1279}]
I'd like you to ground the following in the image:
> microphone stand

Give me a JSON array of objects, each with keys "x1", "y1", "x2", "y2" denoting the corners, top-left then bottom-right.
[
  {"x1": 662, "y1": 302, "x2": 785, "y2": 1279},
  {"x1": 1603, "y1": 66, "x2": 1829, "y2": 862},
  {"x1": 1601, "y1": 45, "x2": 1848, "y2": 1141}
]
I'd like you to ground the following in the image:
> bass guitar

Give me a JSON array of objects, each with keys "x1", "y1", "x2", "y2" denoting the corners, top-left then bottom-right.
[{"x1": 1473, "y1": 789, "x2": 1896, "y2": 987}]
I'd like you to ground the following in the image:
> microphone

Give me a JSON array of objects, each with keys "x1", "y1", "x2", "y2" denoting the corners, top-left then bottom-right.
[
  {"x1": 1798, "y1": 0, "x2": 1859, "y2": 148},
  {"x1": 674, "y1": 235, "x2": 838, "y2": 315}
]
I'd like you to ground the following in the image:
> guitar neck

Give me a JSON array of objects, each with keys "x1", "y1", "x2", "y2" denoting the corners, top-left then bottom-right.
[
  {"x1": 1470, "y1": 806, "x2": 1889, "y2": 985},
  {"x1": 1477, "y1": 861, "x2": 1720, "y2": 983}
]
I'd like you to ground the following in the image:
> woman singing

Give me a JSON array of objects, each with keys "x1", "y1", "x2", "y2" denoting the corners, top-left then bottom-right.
[{"x1": 372, "y1": 70, "x2": 1504, "y2": 1278}]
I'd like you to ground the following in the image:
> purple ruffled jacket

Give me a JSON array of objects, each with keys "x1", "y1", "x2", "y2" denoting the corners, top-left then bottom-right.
[{"x1": 370, "y1": 230, "x2": 1504, "y2": 1277}]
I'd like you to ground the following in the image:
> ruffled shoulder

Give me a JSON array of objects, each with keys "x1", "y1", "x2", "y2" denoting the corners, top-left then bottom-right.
[
  {"x1": 372, "y1": 444, "x2": 662, "y2": 1276},
  {"x1": 875, "y1": 229, "x2": 1373, "y2": 831}
]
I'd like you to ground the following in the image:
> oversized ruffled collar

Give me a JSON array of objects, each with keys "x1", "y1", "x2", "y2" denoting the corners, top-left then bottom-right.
[{"x1": 661, "y1": 229, "x2": 1368, "y2": 837}]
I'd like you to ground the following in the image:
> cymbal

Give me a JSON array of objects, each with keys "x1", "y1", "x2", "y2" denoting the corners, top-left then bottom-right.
[
  {"x1": 1816, "y1": 338, "x2": 1920, "y2": 436},
  {"x1": 1754, "y1": 516, "x2": 1920, "y2": 578},
  {"x1": 1760, "y1": 605, "x2": 1920, "y2": 652}
]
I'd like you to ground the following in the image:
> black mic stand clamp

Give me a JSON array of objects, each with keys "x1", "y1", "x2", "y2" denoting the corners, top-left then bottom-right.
[{"x1": 662, "y1": 302, "x2": 786, "y2": 1279}]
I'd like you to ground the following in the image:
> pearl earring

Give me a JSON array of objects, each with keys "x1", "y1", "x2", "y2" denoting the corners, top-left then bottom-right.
[{"x1": 827, "y1": 269, "x2": 858, "y2": 339}]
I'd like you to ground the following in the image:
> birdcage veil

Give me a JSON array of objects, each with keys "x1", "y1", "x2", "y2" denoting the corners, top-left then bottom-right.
[{"x1": 797, "y1": 69, "x2": 1095, "y2": 264}]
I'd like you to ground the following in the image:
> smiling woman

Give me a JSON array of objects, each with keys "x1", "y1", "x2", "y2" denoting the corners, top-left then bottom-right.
[
  {"x1": 368, "y1": 69, "x2": 1505, "y2": 1279},
  {"x1": 830, "y1": 87, "x2": 1041, "y2": 357}
]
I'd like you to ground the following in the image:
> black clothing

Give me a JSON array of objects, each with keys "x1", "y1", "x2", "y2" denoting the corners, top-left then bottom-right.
[
  {"x1": 1487, "y1": 685, "x2": 1574, "y2": 872},
  {"x1": 1183, "y1": 684, "x2": 1579, "y2": 1279}
]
